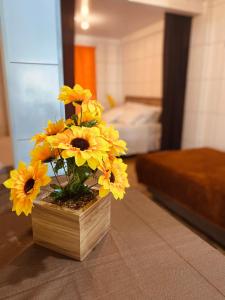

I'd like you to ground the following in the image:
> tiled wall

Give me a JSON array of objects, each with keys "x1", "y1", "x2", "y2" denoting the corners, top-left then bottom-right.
[
  {"x1": 121, "y1": 19, "x2": 164, "y2": 99},
  {"x1": 75, "y1": 35, "x2": 122, "y2": 109},
  {"x1": 182, "y1": 0, "x2": 225, "y2": 150}
]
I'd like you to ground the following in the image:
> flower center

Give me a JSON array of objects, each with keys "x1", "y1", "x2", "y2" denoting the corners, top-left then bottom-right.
[
  {"x1": 71, "y1": 138, "x2": 89, "y2": 150},
  {"x1": 75, "y1": 100, "x2": 83, "y2": 105},
  {"x1": 24, "y1": 178, "x2": 35, "y2": 194},
  {"x1": 110, "y1": 172, "x2": 115, "y2": 183},
  {"x1": 43, "y1": 156, "x2": 54, "y2": 163}
]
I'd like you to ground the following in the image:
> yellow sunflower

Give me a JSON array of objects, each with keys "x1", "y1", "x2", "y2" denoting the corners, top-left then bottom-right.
[
  {"x1": 65, "y1": 118, "x2": 74, "y2": 127},
  {"x1": 31, "y1": 142, "x2": 58, "y2": 163},
  {"x1": 47, "y1": 126, "x2": 109, "y2": 170},
  {"x1": 98, "y1": 158, "x2": 129, "y2": 200},
  {"x1": 3, "y1": 161, "x2": 51, "y2": 216},
  {"x1": 58, "y1": 84, "x2": 92, "y2": 106},
  {"x1": 99, "y1": 125, "x2": 127, "y2": 156},
  {"x1": 32, "y1": 119, "x2": 65, "y2": 144},
  {"x1": 81, "y1": 99, "x2": 103, "y2": 119},
  {"x1": 78, "y1": 100, "x2": 103, "y2": 125},
  {"x1": 78, "y1": 110, "x2": 95, "y2": 124}
]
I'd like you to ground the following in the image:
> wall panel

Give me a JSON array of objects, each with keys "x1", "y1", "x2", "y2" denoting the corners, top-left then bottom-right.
[{"x1": 0, "y1": 0, "x2": 64, "y2": 166}]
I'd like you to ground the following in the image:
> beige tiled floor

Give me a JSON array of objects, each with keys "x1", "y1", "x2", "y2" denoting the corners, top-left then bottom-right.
[
  {"x1": 1, "y1": 155, "x2": 224, "y2": 255},
  {"x1": 124, "y1": 156, "x2": 150, "y2": 195}
]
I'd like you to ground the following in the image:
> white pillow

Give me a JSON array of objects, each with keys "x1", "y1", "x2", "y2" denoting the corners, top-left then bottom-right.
[
  {"x1": 103, "y1": 106, "x2": 124, "y2": 123},
  {"x1": 117, "y1": 108, "x2": 142, "y2": 124},
  {"x1": 135, "y1": 106, "x2": 161, "y2": 125},
  {"x1": 117, "y1": 103, "x2": 161, "y2": 125}
]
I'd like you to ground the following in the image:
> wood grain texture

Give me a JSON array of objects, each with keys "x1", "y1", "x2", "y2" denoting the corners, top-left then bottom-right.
[
  {"x1": 125, "y1": 95, "x2": 161, "y2": 107},
  {"x1": 32, "y1": 195, "x2": 111, "y2": 261}
]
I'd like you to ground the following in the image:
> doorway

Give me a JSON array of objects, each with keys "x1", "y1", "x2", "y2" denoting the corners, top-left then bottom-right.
[{"x1": 74, "y1": 0, "x2": 164, "y2": 156}]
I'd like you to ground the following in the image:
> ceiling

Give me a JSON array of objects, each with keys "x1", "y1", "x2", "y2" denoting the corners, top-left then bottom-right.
[{"x1": 75, "y1": 0, "x2": 164, "y2": 39}]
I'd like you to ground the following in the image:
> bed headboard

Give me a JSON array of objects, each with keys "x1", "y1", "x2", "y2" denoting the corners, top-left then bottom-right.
[{"x1": 125, "y1": 96, "x2": 162, "y2": 107}]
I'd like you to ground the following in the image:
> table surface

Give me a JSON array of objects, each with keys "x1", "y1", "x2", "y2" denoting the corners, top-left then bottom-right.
[{"x1": 1, "y1": 188, "x2": 225, "y2": 300}]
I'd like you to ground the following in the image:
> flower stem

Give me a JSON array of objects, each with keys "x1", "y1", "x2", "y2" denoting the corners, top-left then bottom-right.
[
  {"x1": 58, "y1": 150, "x2": 70, "y2": 183},
  {"x1": 80, "y1": 106, "x2": 83, "y2": 124},
  {"x1": 50, "y1": 161, "x2": 63, "y2": 188},
  {"x1": 88, "y1": 182, "x2": 98, "y2": 189},
  {"x1": 41, "y1": 188, "x2": 51, "y2": 193}
]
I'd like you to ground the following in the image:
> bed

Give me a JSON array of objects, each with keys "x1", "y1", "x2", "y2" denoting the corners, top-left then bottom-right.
[
  {"x1": 136, "y1": 148, "x2": 225, "y2": 247},
  {"x1": 103, "y1": 96, "x2": 162, "y2": 155}
]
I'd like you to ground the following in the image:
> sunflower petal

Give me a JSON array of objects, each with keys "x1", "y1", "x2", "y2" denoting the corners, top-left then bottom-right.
[
  {"x1": 87, "y1": 157, "x2": 98, "y2": 170},
  {"x1": 99, "y1": 187, "x2": 109, "y2": 198},
  {"x1": 3, "y1": 178, "x2": 13, "y2": 189},
  {"x1": 75, "y1": 154, "x2": 86, "y2": 166}
]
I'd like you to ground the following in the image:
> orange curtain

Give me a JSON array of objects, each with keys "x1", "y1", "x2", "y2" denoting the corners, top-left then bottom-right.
[{"x1": 74, "y1": 45, "x2": 97, "y2": 99}]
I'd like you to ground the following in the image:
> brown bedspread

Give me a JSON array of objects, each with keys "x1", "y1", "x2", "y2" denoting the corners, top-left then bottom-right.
[{"x1": 136, "y1": 148, "x2": 225, "y2": 228}]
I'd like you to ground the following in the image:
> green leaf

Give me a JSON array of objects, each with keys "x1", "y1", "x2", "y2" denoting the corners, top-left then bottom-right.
[
  {"x1": 54, "y1": 158, "x2": 64, "y2": 174},
  {"x1": 71, "y1": 114, "x2": 78, "y2": 125},
  {"x1": 68, "y1": 181, "x2": 80, "y2": 194},
  {"x1": 79, "y1": 184, "x2": 92, "y2": 194},
  {"x1": 80, "y1": 120, "x2": 97, "y2": 128},
  {"x1": 50, "y1": 189, "x2": 65, "y2": 201},
  {"x1": 66, "y1": 157, "x2": 75, "y2": 175},
  {"x1": 50, "y1": 183, "x2": 61, "y2": 190},
  {"x1": 77, "y1": 165, "x2": 92, "y2": 183}
]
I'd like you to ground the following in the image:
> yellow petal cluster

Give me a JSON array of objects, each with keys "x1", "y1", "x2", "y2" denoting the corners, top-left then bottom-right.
[
  {"x1": 4, "y1": 83, "x2": 129, "y2": 217},
  {"x1": 58, "y1": 84, "x2": 92, "y2": 106},
  {"x1": 47, "y1": 126, "x2": 109, "y2": 170},
  {"x1": 98, "y1": 158, "x2": 130, "y2": 200},
  {"x1": 4, "y1": 161, "x2": 50, "y2": 216},
  {"x1": 31, "y1": 142, "x2": 58, "y2": 163},
  {"x1": 99, "y1": 125, "x2": 127, "y2": 156},
  {"x1": 32, "y1": 119, "x2": 65, "y2": 145},
  {"x1": 78, "y1": 100, "x2": 103, "y2": 124}
]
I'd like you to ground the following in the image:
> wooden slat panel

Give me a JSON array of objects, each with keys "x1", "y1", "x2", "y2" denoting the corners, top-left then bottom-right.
[
  {"x1": 32, "y1": 195, "x2": 111, "y2": 261},
  {"x1": 125, "y1": 96, "x2": 161, "y2": 107}
]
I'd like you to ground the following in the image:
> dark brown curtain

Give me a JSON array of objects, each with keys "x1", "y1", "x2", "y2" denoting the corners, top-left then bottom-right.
[
  {"x1": 61, "y1": 0, "x2": 75, "y2": 118},
  {"x1": 161, "y1": 13, "x2": 192, "y2": 150}
]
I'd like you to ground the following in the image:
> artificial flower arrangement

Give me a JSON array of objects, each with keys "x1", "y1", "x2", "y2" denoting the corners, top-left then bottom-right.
[{"x1": 4, "y1": 84, "x2": 129, "y2": 216}]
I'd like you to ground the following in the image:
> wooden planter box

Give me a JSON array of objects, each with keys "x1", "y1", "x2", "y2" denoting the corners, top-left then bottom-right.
[{"x1": 32, "y1": 195, "x2": 111, "y2": 261}]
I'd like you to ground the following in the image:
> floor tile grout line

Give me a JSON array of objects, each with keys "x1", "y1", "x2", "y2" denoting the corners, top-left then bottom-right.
[{"x1": 123, "y1": 199, "x2": 225, "y2": 298}]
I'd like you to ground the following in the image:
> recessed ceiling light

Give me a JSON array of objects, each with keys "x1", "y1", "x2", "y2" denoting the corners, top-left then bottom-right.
[
  {"x1": 81, "y1": 5, "x2": 89, "y2": 17},
  {"x1": 81, "y1": 20, "x2": 90, "y2": 30}
]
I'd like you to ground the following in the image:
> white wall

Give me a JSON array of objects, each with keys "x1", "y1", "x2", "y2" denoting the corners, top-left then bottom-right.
[
  {"x1": 182, "y1": 0, "x2": 225, "y2": 150},
  {"x1": 75, "y1": 35, "x2": 123, "y2": 109},
  {"x1": 121, "y1": 19, "x2": 164, "y2": 99}
]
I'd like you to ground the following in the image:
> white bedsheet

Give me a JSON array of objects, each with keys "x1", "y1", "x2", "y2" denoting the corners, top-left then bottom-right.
[
  {"x1": 112, "y1": 122, "x2": 161, "y2": 155},
  {"x1": 103, "y1": 102, "x2": 162, "y2": 155}
]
